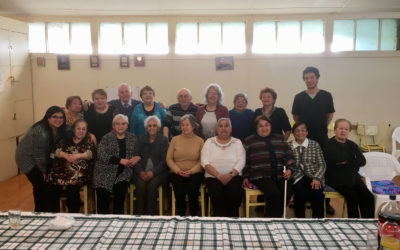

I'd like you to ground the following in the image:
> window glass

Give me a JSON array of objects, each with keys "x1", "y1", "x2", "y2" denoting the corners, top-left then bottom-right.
[
  {"x1": 277, "y1": 21, "x2": 300, "y2": 53},
  {"x1": 355, "y1": 19, "x2": 379, "y2": 51},
  {"x1": 252, "y1": 21, "x2": 276, "y2": 53},
  {"x1": 332, "y1": 20, "x2": 354, "y2": 52},
  {"x1": 124, "y1": 23, "x2": 146, "y2": 53},
  {"x1": 175, "y1": 22, "x2": 198, "y2": 54},
  {"x1": 222, "y1": 22, "x2": 246, "y2": 54},
  {"x1": 301, "y1": 20, "x2": 324, "y2": 53},
  {"x1": 28, "y1": 23, "x2": 46, "y2": 53},
  {"x1": 147, "y1": 22, "x2": 169, "y2": 54},
  {"x1": 99, "y1": 23, "x2": 123, "y2": 54},
  {"x1": 381, "y1": 19, "x2": 398, "y2": 51},
  {"x1": 47, "y1": 22, "x2": 69, "y2": 53},
  {"x1": 199, "y1": 22, "x2": 221, "y2": 54},
  {"x1": 70, "y1": 23, "x2": 92, "y2": 54}
]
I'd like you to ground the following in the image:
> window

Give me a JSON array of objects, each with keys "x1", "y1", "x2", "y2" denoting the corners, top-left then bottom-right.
[
  {"x1": 70, "y1": 23, "x2": 92, "y2": 54},
  {"x1": 252, "y1": 20, "x2": 324, "y2": 54},
  {"x1": 332, "y1": 19, "x2": 398, "y2": 52},
  {"x1": 175, "y1": 22, "x2": 245, "y2": 54},
  {"x1": 99, "y1": 23, "x2": 123, "y2": 54},
  {"x1": 28, "y1": 23, "x2": 46, "y2": 53},
  {"x1": 29, "y1": 22, "x2": 92, "y2": 54},
  {"x1": 47, "y1": 23, "x2": 69, "y2": 53},
  {"x1": 100, "y1": 22, "x2": 168, "y2": 54}
]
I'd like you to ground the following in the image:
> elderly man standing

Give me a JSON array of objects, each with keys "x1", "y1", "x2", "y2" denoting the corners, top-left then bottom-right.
[
  {"x1": 163, "y1": 88, "x2": 198, "y2": 138},
  {"x1": 108, "y1": 83, "x2": 142, "y2": 118}
]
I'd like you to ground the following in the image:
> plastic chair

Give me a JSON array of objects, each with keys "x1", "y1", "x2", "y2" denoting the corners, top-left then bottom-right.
[
  {"x1": 129, "y1": 184, "x2": 163, "y2": 215},
  {"x1": 357, "y1": 125, "x2": 385, "y2": 152},
  {"x1": 60, "y1": 185, "x2": 88, "y2": 214},
  {"x1": 392, "y1": 127, "x2": 400, "y2": 160},
  {"x1": 359, "y1": 152, "x2": 400, "y2": 217},
  {"x1": 171, "y1": 184, "x2": 205, "y2": 216},
  {"x1": 323, "y1": 186, "x2": 346, "y2": 217}
]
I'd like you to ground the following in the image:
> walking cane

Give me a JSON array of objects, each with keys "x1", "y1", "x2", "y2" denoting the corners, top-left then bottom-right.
[{"x1": 283, "y1": 166, "x2": 287, "y2": 218}]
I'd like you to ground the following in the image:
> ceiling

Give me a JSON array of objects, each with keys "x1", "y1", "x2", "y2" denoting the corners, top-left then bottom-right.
[{"x1": 0, "y1": 0, "x2": 400, "y2": 17}]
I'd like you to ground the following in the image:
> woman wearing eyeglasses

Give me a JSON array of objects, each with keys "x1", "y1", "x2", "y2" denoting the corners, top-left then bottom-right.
[{"x1": 15, "y1": 106, "x2": 67, "y2": 212}]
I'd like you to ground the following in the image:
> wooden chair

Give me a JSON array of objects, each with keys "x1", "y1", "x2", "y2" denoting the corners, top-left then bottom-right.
[
  {"x1": 171, "y1": 184, "x2": 206, "y2": 216},
  {"x1": 323, "y1": 187, "x2": 346, "y2": 217},
  {"x1": 129, "y1": 184, "x2": 163, "y2": 215},
  {"x1": 60, "y1": 185, "x2": 88, "y2": 214},
  {"x1": 244, "y1": 187, "x2": 265, "y2": 218},
  {"x1": 357, "y1": 124, "x2": 385, "y2": 152}
]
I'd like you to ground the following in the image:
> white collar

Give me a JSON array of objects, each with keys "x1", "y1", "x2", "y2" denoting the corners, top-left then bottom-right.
[
  {"x1": 121, "y1": 100, "x2": 131, "y2": 107},
  {"x1": 292, "y1": 138, "x2": 309, "y2": 149}
]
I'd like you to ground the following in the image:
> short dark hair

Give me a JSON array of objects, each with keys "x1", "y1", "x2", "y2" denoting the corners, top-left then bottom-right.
[
  {"x1": 65, "y1": 96, "x2": 83, "y2": 108},
  {"x1": 303, "y1": 66, "x2": 320, "y2": 80},
  {"x1": 292, "y1": 121, "x2": 308, "y2": 133},
  {"x1": 91, "y1": 89, "x2": 107, "y2": 100},
  {"x1": 71, "y1": 119, "x2": 89, "y2": 140},
  {"x1": 334, "y1": 118, "x2": 352, "y2": 131},
  {"x1": 259, "y1": 87, "x2": 277, "y2": 101},
  {"x1": 140, "y1": 85, "x2": 155, "y2": 97},
  {"x1": 254, "y1": 115, "x2": 272, "y2": 129}
]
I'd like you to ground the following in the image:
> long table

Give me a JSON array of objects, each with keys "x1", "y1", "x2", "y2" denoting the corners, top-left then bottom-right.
[{"x1": 0, "y1": 212, "x2": 377, "y2": 249}]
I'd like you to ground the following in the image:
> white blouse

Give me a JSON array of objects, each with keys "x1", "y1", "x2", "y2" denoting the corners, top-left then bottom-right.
[{"x1": 201, "y1": 136, "x2": 246, "y2": 178}]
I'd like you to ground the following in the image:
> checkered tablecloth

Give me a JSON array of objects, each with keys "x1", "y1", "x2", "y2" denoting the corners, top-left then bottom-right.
[{"x1": 0, "y1": 212, "x2": 377, "y2": 249}]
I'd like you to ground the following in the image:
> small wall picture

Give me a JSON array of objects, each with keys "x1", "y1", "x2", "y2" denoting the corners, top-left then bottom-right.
[
  {"x1": 90, "y1": 55, "x2": 99, "y2": 68},
  {"x1": 57, "y1": 55, "x2": 70, "y2": 70},
  {"x1": 37, "y1": 57, "x2": 45, "y2": 67},
  {"x1": 120, "y1": 55, "x2": 129, "y2": 68},
  {"x1": 215, "y1": 56, "x2": 234, "y2": 71},
  {"x1": 134, "y1": 55, "x2": 145, "y2": 67}
]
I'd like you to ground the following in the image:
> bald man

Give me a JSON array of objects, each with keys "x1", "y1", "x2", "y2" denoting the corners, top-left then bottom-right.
[
  {"x1": 108, "y1": 83, "x2": 142, "y2": 118},
  {"x1": 163, "y1": 88, "x2": 198, "y2": 138}
]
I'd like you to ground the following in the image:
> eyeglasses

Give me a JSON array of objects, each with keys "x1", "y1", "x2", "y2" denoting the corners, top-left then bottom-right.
[
  {"x1": 51, "y1": 115, "x2": 64, "y2": 119},
  {"x1": 147, "y1": 124, "x2": 158, "y2": 128}
]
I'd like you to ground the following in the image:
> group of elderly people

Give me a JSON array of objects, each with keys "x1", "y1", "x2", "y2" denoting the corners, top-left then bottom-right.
[{"x1": 15, "y1": 81, "x2": 374, "y2": 218}]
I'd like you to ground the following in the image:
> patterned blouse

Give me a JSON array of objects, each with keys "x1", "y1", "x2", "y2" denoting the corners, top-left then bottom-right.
[
  {"x1": 49, "y1": 136, "x2": 96, "y2": 186},
  {"x1": 64, "y1": 109, "x2": 83, "y2": 127}
]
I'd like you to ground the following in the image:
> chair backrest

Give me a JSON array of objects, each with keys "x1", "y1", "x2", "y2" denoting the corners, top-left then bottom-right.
[
  {"x1": 362, "y1": 152, "x2": 400, "y2": 181},
  {"x1": 392, "y1": 127, "x2": 400, "y2": 156}
]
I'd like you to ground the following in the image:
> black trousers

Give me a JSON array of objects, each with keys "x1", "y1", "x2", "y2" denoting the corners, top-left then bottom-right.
[
  {"x1": 334, "y1": 181, "x2": 375, "y2": 218},
  {"x1": 252, "y1": 178, "x2": 292, "y2": 218},
  {"x1": 96, "y1": 181, "x2": 129, "y2": 214},
  {"x1": 206, "y1": 176, "x2": 243, "y2": 217},
  {"x1": 25, "y1": 165, "x2": 48, "y2": 212},
  {"x1": 170, "y1": 172, "x2": 204, "y2": 216},
  {"x1": 293, "y1": 176, "x2": 324, "y2": 218},
  {"x1": 47, "y1": 184, "x2": 82, "y2": 213}
]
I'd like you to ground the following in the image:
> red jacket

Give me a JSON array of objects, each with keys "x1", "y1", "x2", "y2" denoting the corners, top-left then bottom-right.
[{"x1": 195, "y1": 104, "x2": 229, "y2": 139}]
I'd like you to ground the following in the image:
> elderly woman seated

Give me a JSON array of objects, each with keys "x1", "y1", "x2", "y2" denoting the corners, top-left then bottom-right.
[
  {"x1": 201, "y1": 118, "x2": 245, "y2": 217},
  {"x1": 92, "y1": 114, "x2": 140, "y2": 214},
  {"x1": 133, "y1": 115, "x2": 169, "y2": 215},
  {"x1": 47, "y1": 119, "x2": 96, "y2": 213},
  {"x1": 289, "y1": 121, "x2": 326, "y2": 218},
  {"x1": 243, "y1": 115, "x2": 296, "y2": 218},
  {"x1": 167, "y1": 114, "x2": 204, "y2": 216},
  {"x1": 323, "y1": 119, "x2": 374, "y2": 218}
]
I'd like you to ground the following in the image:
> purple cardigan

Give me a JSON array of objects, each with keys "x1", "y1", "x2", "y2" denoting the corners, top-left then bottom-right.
[{"x1": 195, "y1": 105, "x2": 229, "y2": 139}]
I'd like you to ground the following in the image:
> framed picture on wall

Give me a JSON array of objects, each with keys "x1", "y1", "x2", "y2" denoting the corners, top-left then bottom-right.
[
  {"x1": 215, "y1": 56, "x2": 234, "y2": 71},
  {"x1": 57, "y1": 55, "x2": 70, "y2": 70},
  {"x1": 90, "y1": 55, "x2": 99, "y2": 68},
  {"x1": 120, "y1": 55, "x2": 129, "y2": 68},
  {"x1": 134, "y1": 55, "x2": 145, "y2": 67},
  {"x1": 37, "y1": 57, "x2": 45, "y2": 67}
]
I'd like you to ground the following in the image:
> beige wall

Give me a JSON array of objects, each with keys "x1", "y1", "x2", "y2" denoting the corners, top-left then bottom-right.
[
  {"x1": 30, "y1": 53, "x2": 400, "y2": 151},
  {"x1": 0, "y1": 16, "x2": 33, "y2": 182}
]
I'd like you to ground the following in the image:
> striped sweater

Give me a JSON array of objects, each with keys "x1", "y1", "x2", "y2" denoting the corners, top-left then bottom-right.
[{"x1": 243, "y1": 134, "x2": 295, "y2": 181}]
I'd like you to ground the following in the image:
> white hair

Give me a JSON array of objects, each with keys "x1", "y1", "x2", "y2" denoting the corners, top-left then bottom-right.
[
  {"x1": 204, "y1": 83, "x2": 224, "y2": 105},
  {"x1": 112, "y1": 114, "x2": 129, "y2": 125},
  {"x1": 177, "y1": 88, "x2": 192, "y2": 97},
  {"x1": 144, "y1": 115, "x2": 161, "y2": 128},
  {"x1": 118, "y1": 82, "x2": 132, "y2": 92},
  {"x1": 217, "y1": 117, "x2": 232, "y2": 127}
]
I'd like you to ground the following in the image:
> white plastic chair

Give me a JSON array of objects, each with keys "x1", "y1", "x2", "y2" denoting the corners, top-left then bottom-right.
[
  {"x1": 392, "y1": 127, "x2": 400, "y2": 160},
  {"x1": 359, "y1": 152, "x2": 400, "y2": 217}
]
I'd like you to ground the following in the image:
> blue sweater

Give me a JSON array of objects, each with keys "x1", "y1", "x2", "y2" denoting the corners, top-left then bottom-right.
[
  {"x1": 130, "y1": 102, "x2": 166, "y2": 137},
  {"x1": 229, "y1": 108, "x2": 254, "y2": 141}
]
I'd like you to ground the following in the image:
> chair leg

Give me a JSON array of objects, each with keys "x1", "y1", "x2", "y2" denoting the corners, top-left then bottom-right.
[
  {"x1": 200, "y1": 187, "x2": 205, "y2": 217},
  {"x1": 83, "y1": 185, "x2": 88, "y2": 214},
  {"x1": 130, "y1": 184, "x2": 134, "y2": 215},
  {"x1": 171, "y1": 186, "x2": 176, "y2": 216},
  {"x1": 245, "y1": 192, "x2": 250, "y2": 218},
  {"x1": 158, "y1": 186, "x2": 163, "y2": 216}
]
